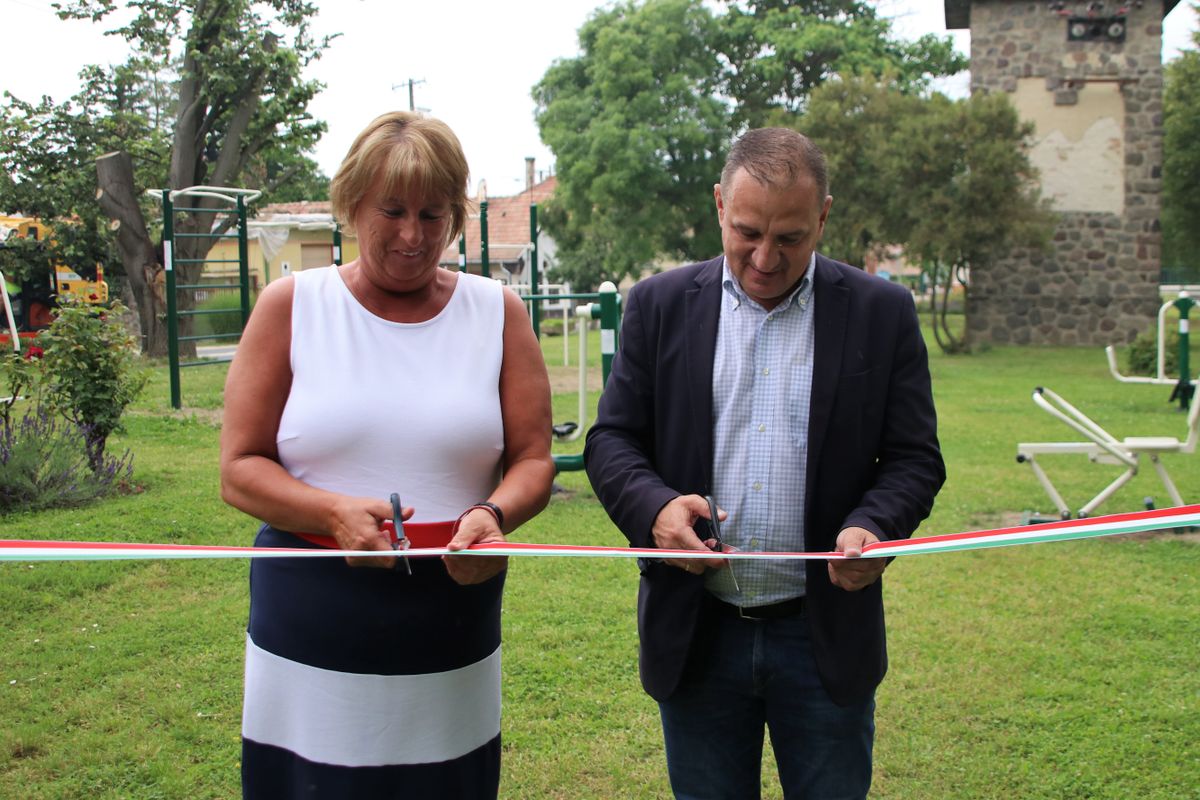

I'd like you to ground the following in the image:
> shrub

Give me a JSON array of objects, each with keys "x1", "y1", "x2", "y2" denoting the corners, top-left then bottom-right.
[
  {"x1": 38, "y1": 296, "x2": 148, "y2": 472},
  {"x1": 191, "y1": 289, "x2": 255, "y2": 341},
  {"x1": 1127, "y1": 325, "x2": 1179, "y2": 376},
  {"x1": 0, "y1": 404, "x2": 133, "y2": 513}
]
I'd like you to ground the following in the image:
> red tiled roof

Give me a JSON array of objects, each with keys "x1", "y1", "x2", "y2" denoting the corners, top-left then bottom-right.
[
  {"x1": 258, "y1": 201, "x2": 333, "y2": 216},
  {"x1": 441, "y1": 176, "x2": 556, "y2": 266}
]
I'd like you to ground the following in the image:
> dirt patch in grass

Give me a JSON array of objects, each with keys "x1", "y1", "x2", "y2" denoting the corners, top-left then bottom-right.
[{"x1": 547, "y1": 364, "x2": 602, "y2": 394}]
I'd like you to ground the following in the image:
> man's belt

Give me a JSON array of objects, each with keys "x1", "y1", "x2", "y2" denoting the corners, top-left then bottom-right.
[{"x1": 708, "y1": 593, "x2": 806, "y2": 621}]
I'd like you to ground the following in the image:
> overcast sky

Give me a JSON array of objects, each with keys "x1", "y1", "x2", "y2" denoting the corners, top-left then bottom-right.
[{"x1": 1, "y1": 0, "x2": 1196, "y2": 198}]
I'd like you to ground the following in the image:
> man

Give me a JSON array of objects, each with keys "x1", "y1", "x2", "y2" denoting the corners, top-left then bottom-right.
[{"x1": 584, "y1": 128, "x2": 945, "y2": 799}]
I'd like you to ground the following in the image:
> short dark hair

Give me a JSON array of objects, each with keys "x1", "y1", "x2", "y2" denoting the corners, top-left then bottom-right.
[{"x1": 720, "y1": 127, "x2": 828, "y2": 202}]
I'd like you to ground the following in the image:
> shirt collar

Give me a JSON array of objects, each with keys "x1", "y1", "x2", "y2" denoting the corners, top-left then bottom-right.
[{"x1": 721, "y1": 252, "x2": 816, "y2": 312}]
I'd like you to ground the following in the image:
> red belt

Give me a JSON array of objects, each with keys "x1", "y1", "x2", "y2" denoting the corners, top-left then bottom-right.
[{"x1": 292, "y1": 520, "x2": 456, "y2": 550}]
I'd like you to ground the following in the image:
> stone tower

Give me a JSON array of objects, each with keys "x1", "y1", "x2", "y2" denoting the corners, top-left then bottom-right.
[{"x1": 945, "y1": 0, "x2": 1179, "y2": 345}]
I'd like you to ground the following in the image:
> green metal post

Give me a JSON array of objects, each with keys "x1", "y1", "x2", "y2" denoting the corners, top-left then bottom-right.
[
  {"x1": 1171, "y1": 292, "x2": 1195, "y2": 410},
  {"x1": 598, "y1": 281, "x2": 619, "y2": 386},
  {"x1": 236, "y1": 195, "x2": 251, "y2": 329},
  {"x1": 529, "y1": 203, "x2": 540, "y2": 338},
  {"x1": 333, "y1": 225, "x2": 343, "y2": 266},
  {"x1": 479, "y1": 201, "x2": 490, "y2": 279},
  {"x1": 163, "y1": 190, "x2": 181, "y2": 409},
  {"x1": 458, "y1": 233, "x2": 467, "y2": 273}
]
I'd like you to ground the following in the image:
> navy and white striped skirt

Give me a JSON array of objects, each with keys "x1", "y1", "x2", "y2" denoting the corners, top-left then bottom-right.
[{"x1": 242, "y1": 526, "x2": 505, "y2": 799}]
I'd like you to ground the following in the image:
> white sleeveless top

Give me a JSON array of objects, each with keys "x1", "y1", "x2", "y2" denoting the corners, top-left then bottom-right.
[{"x1": 276, "y1": 266, "x2": 505, "y2": 522}]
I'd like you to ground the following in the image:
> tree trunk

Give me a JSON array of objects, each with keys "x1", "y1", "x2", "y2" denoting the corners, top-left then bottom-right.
[{"x1": 95, "y1": 151, "x2": 167, "y2": 356}]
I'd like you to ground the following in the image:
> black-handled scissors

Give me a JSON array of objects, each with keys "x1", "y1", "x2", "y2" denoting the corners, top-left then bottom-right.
[
  {"x1": 390, "y1": 492, "x2": 412, "y2": 575},
  {"x1": 704, "y1": 494, "x2": 740, "y2": 593}
]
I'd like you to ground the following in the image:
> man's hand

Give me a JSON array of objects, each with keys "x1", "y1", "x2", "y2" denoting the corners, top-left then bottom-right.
[
  {"x1": 651, "y1": 495, "x2": 729, "y2": 576},
  {"x1": 827, "y1": 526, "x2": 886, "y2": 591}
]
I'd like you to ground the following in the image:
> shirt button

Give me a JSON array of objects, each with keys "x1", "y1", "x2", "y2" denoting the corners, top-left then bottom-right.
[
  {"x1": 750, "y1": 538, "x2": 760, "y2": 548},
  {"x1": 763, "y1": 368, "x2": 770, "y2": 376},
  {"x1": 757, "y1": 423, "x2": 766, "y2": 432},
  {"x1": 752, "y1": 481, "x2": 762, "y2": 491}
]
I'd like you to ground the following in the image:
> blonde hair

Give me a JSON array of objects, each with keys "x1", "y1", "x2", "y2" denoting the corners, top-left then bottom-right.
[{"x1": 330, "y1": 111, "x2": 470, "y2": 245}]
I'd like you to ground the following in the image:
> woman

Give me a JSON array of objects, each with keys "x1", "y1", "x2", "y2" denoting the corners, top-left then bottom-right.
[{"x1": 220, "y1": 111, "x2": 554, "y2": 798}]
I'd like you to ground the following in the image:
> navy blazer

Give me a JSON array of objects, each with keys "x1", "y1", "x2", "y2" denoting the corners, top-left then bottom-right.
[{"x1": 584, "y1": 254, "x2": 945, "y2": 705}]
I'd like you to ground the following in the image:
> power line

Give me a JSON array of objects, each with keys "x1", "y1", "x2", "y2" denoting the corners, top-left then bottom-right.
[{"x1": 390, "y1": 78, "x2": 427, "y2": 112}]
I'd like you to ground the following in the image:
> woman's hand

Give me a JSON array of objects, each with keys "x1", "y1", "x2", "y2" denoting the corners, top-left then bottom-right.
[
  {"x1": 328, "y1": 495, "x2": 412, "y2": 569},
  {"x1": 443, "y1": 506, "x2": 508, "y2": 585}
]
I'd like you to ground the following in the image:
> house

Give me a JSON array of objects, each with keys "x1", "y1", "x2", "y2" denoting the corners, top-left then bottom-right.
[
  {"x1": 439, "y1": 174, "x2": 558, "y2": 287},
  {"x1": 203, "y1": 169, "x2": 559, "y2": 290}
]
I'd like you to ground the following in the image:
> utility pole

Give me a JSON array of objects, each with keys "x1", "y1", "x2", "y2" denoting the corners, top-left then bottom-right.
[{"x1": 391, "y1": 78, "x2": 426, "y2": 112}]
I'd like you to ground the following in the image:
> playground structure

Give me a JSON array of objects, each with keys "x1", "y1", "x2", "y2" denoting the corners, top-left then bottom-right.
[
  {"x1": 453, "y1": 194, "x2": 620, "y2": 471},
  {"x1": 539, "y1": 282, "x2": 620, "y2": 474},
  {"x1": 1016, "y1": 386, "x2": 1199, "y2": 519},
  {"x1": 1104, "y1": 291, "x2": 1196, "y2": 409},
  {"x1": 149, "y1": 186, "x2": 259, "y2": 409},
  {"x1": 1017, "y1": 292, "x2": 1198, "y2": 518}
]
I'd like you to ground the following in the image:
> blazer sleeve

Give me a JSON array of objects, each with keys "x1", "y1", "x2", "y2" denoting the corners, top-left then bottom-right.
[
  {"x1": 840, "y1": 291, "x2": 945, "y2": 541},
  {"x1": 584, "y1": 284, "x2": 680, "y2": 548}
]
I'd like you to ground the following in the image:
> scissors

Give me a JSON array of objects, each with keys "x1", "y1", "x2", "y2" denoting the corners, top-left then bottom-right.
[
  {"x1": 703, "y1": 494, "x2": 740, "y2": 593},
  {"x1": 390, "y1": 492, "x2": 412, "y2": 575}
]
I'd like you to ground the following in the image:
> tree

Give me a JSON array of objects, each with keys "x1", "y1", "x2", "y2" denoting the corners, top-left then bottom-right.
[
  {"x1": 718, "y1": 0, "x2": 966, "y2": 127},
  {"x1": 1162, "y1": 5, "x2": 1200, "y2": 280},
  {"x1": 533, "y1": 0, "x2": 966, "y2": 289},
  {"x1": 534, "y1": 0, "x2": 729, "y2": 289},
  {"x1": 802, "y1": 77, "x2": 1054, "y2": 353},
  {"x1": 0, "y1": 1, "x2": 331, "y2": 356},
  {"x1": 0, "y1": 85, "x2": 129, "y2": 288}
]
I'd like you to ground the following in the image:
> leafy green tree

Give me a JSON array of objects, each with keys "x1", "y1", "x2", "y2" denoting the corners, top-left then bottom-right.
[
  {"x1": 803, "y1": 77, "x2": 1054, "y2": 353},
  {"x1": 719, "y1": 0, "x2": 967, "y2": 127},
  {"x1": 533, "y1": 0, "x2": 966, "y2": 288},
  {"x1": 793, "y1": 75, "x2": 911, "y2": 266},
  {"x1": 1, "y1": 1, "x2": 331, "y2": 356},
  {"x1": 0, "y1": 84, "x2": 127, "y2": 287},
  {"x1": 534, "y1": 0, "x2": 729, "y2": 289},
  {"x1": 1162, "y1": 5, "x2": 1200, "y2": 280}
]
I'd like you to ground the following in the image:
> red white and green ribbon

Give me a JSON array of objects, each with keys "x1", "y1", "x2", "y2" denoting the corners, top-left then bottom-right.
[{"x1": 2, "y1": 504, "x2": 1197, "y2": 563}]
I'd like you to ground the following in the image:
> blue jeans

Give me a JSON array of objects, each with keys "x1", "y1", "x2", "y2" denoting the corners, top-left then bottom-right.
[{"x1": 658, "y1": 604, "x2": 875, "y2": 800}]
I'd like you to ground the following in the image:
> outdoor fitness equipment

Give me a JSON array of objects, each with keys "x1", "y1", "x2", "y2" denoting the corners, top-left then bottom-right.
[
  {"x1": 1105, "y1": 291, "x2": 1196, "y2": 409},
  {"x1": 461, "y1": 196, "x2": 622, "y2": 473},
  {"x1": 540, "y1": 282, "x2": 620, "y2": 474},
  {"x1": 149, "y1": 186, "x2": 259, "y2": 409},
  {"x1": 1016, "y1": 385, "x2": 1200, "y2": 519}
]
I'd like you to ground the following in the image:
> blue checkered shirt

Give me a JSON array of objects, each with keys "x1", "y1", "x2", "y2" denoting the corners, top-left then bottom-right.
[{"x1": 705, "y1": 255, "x2": 815, "y2": 605}]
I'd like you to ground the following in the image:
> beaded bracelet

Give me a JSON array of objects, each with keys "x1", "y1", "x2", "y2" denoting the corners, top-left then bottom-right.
[{"x1": 456, "y1": 501, "x2": 504, "y2": 532}]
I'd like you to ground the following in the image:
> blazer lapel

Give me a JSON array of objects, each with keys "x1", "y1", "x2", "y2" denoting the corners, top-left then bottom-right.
[
  {"x1": 806, "y1": 255, "x2": 848, "y2": 513},
  {"x1": 685, "y1": 257, "x2": 723, "y2": 492}
]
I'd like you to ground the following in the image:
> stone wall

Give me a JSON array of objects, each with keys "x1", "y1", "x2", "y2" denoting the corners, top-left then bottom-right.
[{"x1": 963, "y1": 0, "x2": 1165, "y2": 346}]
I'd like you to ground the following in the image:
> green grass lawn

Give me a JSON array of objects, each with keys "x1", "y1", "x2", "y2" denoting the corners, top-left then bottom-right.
[{"x1": 1, "y1": 331, "x2": 1198, "y2": 798}]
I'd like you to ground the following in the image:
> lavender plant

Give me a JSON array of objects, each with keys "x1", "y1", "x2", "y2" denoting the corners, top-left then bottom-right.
[{"x1": 0, "y1": 402, "x2": 133, "y2": 513}]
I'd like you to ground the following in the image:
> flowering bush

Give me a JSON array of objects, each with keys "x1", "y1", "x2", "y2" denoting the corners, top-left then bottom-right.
[
  {"x1": 38, "y1": 296, "x2": 148, "y2": 472},
  {"x1": 0, "y1": 403, "x2": 133, "y2": 513},
  {"x1": 0, "y1": 300, "x2": 143, "y2": 513}
]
